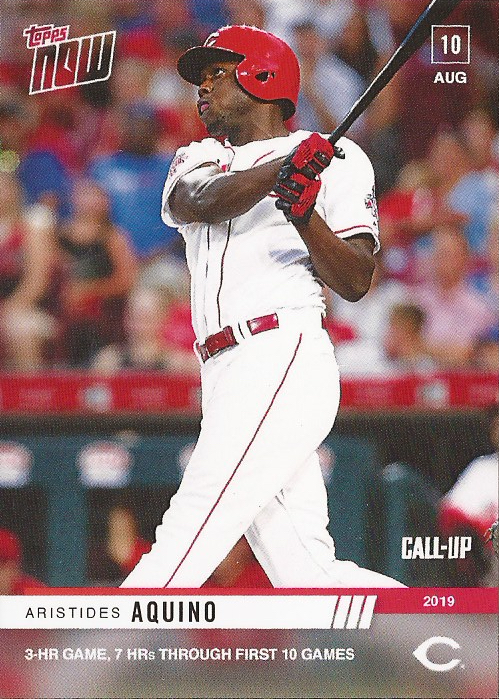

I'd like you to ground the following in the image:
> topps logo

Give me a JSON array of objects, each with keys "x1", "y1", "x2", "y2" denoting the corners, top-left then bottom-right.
[{"x1": 23, "y1": 23, "x2": 116, "y2": 95}]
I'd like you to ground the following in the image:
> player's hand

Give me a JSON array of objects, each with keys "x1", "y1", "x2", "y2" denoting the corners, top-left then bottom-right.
[
  {"x1": 280, "y1": 133, "x2": 337, "y2": 180},
  {"x1": 274, "y1": 170, "x2": 322, "y2": 225}
]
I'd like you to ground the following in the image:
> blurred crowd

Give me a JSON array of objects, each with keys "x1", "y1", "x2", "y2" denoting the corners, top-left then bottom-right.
[{"x1": 0, "y1": 0, "x2": 497, "y2": 374}]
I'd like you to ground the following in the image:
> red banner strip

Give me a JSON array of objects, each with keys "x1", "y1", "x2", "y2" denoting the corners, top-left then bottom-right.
[{"x1": 0, "y1": 372, "x2": 496, "y2": 413}]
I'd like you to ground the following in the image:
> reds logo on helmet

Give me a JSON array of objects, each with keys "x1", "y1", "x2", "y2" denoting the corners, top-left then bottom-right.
[
  {"x1": 177, "y1": 25, "x2": 300, "y2": 120},
  {"x1": 204, "y1": 31, "x2": 220, "y2": 47}
]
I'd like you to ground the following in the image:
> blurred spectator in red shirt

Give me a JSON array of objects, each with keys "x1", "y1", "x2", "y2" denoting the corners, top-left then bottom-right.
[
  {"x1": 161, "y1": 300, "x2": 198, "y2": 376},
  {"x1": 0, "y1": 172, "x2": 57, "y2": 370},
  {"x1": 117, "y1": 26, "x2": 166, "y2": 65},
  {"x1": 439, "y1": 408, "x2": 498, "y2": 586},
  {"x1": 413, "y1": 225, "x2": 495, "y2": 368},
  {"x1": 146, "y1": 258, "x2": 198, "y2": 375},
  {"x1": 0, "y1": 528, "x2": 46, "y2": 594},
  {"x1": 29, "y1": 79, "x2": 114, "y2": 176},
  {"x1": 378, "y1": 159, "x2": 467, "y2": 283},
  {"x1": 27, "y1": 92, "x2": 81, "y2": 173},
  {"x1": 57, "y1": 180, "x2": 137, "y2": 367}
]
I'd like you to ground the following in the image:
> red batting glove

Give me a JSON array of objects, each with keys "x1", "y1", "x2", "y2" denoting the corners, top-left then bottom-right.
[
  {"x1": 281, "y1": 133, "x2": 336, "y2": 180},
  {"x1": 274, "y1": 171, "x2": 322, "y2": 225}
]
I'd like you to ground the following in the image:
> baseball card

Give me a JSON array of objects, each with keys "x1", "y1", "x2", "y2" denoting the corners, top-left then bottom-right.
[{"x1": 0, "y1": 1, "x2": 497, "y2": 697}]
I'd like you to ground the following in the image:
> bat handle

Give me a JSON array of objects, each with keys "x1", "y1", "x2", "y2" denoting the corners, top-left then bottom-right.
[
  {"x1": 327, "y1": 101, "x2": 362, "y2": 146},
  {"x1": 328, "y1": 128, "x2": 346, "y2": 147}
]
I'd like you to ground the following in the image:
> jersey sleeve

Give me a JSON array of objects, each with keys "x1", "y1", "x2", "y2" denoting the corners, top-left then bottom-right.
[
  {"x1": 317, "y1": 138, "x2": 380, "y2": 253},
  {"x1": 161, "y1": 139, "x2": 228, "y2": 227}
]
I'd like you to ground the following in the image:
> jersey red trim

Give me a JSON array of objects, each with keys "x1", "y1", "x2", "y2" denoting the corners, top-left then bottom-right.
[
  {"x1": 334, "y1": 224, "x2": 374, "y2": 235},
  {"x1": 252, "y1": 150, "x2": 276, "y2": 167},
  {"x1": 165, "y1": 333, "x2": 303, "y2": 586}
]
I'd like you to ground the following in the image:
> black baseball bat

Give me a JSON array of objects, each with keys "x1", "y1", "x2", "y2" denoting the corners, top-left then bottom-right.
[{"x1": 328, "y1": 0, "x2": 463, "y2": 145}]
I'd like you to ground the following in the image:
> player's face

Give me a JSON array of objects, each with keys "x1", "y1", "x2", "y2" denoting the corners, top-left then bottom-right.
[{"x1": 197, "y1": 60, "x2": 252, "y2": 139}]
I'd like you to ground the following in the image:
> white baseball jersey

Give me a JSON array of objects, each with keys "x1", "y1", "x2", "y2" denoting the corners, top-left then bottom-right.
[
  {"x1": 162, "y1": 130, "x2": 380, "y2": 341},
  {"x1": 122, "y1": 131, "x2": 403, "y2": 592}
]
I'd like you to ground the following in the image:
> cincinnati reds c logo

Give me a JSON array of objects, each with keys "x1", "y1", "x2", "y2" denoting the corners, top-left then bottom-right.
[
  {"x1": 413, "y1": 636, "x2": 461, "y2": 672},
  {"x1": 204, "y1": 31, "x2": 220, "y2": 47}
]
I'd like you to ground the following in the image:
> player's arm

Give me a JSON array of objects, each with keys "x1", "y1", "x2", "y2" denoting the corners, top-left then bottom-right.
[
  {"x1": 296, "y1": 216, "x2": 375, "y2": 301},
  {"x1": 273, "y1": 134, "x2": 377, "y2": 301},
  {"x1": 5, "y1": 206, "x2": 56, "y2": 308},
  {"x1": 169, "y1": 158, "x2": 285, "y2": 224}
]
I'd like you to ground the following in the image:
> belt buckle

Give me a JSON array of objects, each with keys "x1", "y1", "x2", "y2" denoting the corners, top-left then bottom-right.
[{"x1": 203, "y1": 326, "x2": 238, "y2": 362}]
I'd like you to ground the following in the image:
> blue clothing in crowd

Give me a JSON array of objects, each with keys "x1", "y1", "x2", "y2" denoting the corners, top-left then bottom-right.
[
  {"x1": 18, "y1": 150, "x2": 72, "y2": 219},
  {"x1": 447, "y1": 172, "x2": 494, "y2": 254},
  {"x1": 189, "y1": 0, "x2": 228, "y2": 31},
  {"x1": 89, "y1": 152, "x2": 177, "y2": 258}
]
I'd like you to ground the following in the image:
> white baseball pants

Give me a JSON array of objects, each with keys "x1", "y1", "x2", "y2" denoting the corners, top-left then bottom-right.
[{"x1": 121, "y1": 310, "x2": 404, "y2": 588}]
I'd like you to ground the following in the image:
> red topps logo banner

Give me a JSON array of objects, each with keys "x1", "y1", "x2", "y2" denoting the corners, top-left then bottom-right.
[
  {"x1": 23, "y1": 23, "x2": 116, "y2": 95},
  {"x1": 23, "y1": 23, "x2": 70, "y2": 48}
]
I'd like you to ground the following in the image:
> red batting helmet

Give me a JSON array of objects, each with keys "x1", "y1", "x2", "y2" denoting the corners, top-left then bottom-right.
[{"x1": 177, "y1": 25, "x2": 300, "y2": 120}]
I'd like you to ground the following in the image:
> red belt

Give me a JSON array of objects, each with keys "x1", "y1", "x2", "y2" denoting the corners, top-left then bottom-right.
[{"x1": 196, "y1": 313, "x2": 279, "y2": 362}]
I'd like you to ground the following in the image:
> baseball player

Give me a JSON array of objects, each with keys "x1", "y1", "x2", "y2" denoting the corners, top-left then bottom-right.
[{"x1": 121, "y1": 25, "x2": 404, "y2": 588}]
